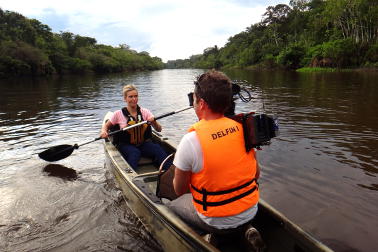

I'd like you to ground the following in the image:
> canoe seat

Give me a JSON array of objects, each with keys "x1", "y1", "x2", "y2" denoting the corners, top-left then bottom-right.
[
  {"x1": 138, "y1": 156, "x2": 154, "y2": 166},
  {"x1": 135, "y1": 157, "x2": 159, "y2": 174}
]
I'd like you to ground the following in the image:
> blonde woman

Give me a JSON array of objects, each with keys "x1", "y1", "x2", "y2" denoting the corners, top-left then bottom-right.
[{"x1": 101, "y1": 84, "x2": 171, "y2": 170}]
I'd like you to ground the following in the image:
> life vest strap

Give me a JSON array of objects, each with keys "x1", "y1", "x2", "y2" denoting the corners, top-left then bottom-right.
[
  {"x1": 191, "y1": 178, "x2": 258, "y2": 211},
  {"x1": 202, "y1": 188, "x2": 208, "y2": 211},
  {"x1": 120, "y1": 106, "x2": 152, "y2": 145},
  {"x1": 122, "y1": 106, "x2": 142, "y2": 121},
  {"x1": 191, "y1": 178, "x2": 257, "y2": 196},
  {"x1": 193, "y1": 185, "x2": 258, "y2": 210}
]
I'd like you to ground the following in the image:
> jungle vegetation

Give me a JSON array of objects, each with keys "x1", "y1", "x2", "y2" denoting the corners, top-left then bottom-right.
[
  {"x1": 0, "y1": 8, "x2": 164, "y2": 78},
  {"x1": 166, "y1": 0, "x2": 378, "y2": 70}
]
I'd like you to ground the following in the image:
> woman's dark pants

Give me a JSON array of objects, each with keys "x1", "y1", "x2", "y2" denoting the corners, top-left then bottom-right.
[{"x1": 119, "y1": 141, "x2": 172, "y2": 170}]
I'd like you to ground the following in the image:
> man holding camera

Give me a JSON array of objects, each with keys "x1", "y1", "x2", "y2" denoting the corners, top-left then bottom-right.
[{"x1": 167, "y1": 70, "x2": 261, "y2": 247}]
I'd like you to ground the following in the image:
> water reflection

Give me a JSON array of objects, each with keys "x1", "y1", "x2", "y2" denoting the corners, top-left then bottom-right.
[{"x1": 42, "y1": 164, "x2": 78, "y2": 181}]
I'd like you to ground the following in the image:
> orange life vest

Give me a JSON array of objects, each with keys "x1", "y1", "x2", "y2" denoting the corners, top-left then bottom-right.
[{"x1": 189, "y1": 117, "x2": 259, "y2": 217}]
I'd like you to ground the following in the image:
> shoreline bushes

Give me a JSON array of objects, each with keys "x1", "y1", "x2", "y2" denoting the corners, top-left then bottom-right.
[{"x1": 0, "y1": 9, "x2": 164, "y2": 78}]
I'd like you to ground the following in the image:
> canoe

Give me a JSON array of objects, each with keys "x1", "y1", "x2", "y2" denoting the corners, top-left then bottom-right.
[{"x1": 102, "y1": 112, "x2": 333, "y2": 252}]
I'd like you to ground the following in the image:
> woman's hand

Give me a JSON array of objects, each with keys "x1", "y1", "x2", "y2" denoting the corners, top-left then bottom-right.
[
  {"x1": 100, "y1": 129, "x2": 109, "y2": 139},
  {"x1": 148, "y1": 117, "x2": 162, "y2": 132},
  {"x1": 100, "y1": 120, "x2": 113, "y2": 138}
]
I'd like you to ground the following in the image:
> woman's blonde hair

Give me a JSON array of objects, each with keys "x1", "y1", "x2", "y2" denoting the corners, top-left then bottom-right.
[{"x1": 122, "y1": 84, "x2": 137, "y2": 97}]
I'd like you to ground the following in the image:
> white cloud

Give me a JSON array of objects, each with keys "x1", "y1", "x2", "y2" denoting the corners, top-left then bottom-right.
[{"x1": 0, "y1": 0, "x2": 289, "y2": 62}]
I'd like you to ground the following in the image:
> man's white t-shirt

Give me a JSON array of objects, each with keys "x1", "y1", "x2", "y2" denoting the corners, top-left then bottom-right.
[{"x1": 173, "y1": 131, "x2": 258, "y2": 229}]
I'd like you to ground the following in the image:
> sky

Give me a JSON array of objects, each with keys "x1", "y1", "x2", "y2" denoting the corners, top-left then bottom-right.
[{"x1": 0, "y1": 0, "x2": 289, "y2": 62}]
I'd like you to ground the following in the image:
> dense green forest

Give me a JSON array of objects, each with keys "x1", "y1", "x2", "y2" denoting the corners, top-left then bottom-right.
[
  {"x1": 166, "y1": 0, "x2": 378, "y2": 70},
  {"x1": 0, "y1": 8, "x2": 164, "y2": 78}
]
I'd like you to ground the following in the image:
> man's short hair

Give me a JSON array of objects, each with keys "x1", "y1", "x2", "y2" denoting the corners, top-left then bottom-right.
[{"x1": 194, "y1": 70, "x2": 232, "y2": 114}]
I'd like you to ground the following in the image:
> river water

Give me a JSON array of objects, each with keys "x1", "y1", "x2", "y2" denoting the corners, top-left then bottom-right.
[{"x1": 0, "y1": 69, "x2": 377, "y2": 252}]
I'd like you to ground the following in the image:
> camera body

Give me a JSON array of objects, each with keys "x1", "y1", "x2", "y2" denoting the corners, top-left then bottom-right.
[{"x1": 231, "y1": 112, "x2": 279, "y2": 151}]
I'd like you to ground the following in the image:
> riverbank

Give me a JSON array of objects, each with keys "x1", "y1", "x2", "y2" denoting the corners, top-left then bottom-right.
[
  {"x1": 296, "y1": 66, "x2": 378, "y2": 73},
  {"x1": 221, "y1": 63, "x2": 378, "y2": 73}
]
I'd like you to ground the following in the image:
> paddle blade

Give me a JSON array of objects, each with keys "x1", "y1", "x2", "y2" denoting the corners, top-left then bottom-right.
[{"x1": 38, "y1": 144, "x2": 76, "y2": 162}]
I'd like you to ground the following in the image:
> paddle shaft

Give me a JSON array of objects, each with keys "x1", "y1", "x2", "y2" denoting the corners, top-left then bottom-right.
[
  {"x1": 38, "y1": 106, "x2": 193, "y2": 162},
  {"x1": 77, "y1": 106, "x2": 193, "y2": 148}
]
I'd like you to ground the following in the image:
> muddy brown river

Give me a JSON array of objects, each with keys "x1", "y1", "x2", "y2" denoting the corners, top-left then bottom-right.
[{"x1": 1, "y1": 69, "x2": 377, "y2": 251}]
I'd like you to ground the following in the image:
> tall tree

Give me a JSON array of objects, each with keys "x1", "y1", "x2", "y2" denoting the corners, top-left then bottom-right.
[{"x1": 323, "y1": 0, "x2": 378, "y2": 44}]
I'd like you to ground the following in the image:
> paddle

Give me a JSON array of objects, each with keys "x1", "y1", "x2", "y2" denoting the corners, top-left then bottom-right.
[{"x1": 38, "y1": 106, "x2": 193, "y2": 162}]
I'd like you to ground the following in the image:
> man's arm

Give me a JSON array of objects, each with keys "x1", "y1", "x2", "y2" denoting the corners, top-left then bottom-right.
[
  {"x1": 255, "y1": 162, "x2": 260, "y2": 179},
  {"x1": 173, "y1": 166, "x2": 191, "y2": 196},
  {"x1": 254, "y1": 150, "x2": 260, "y2": 179}
]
